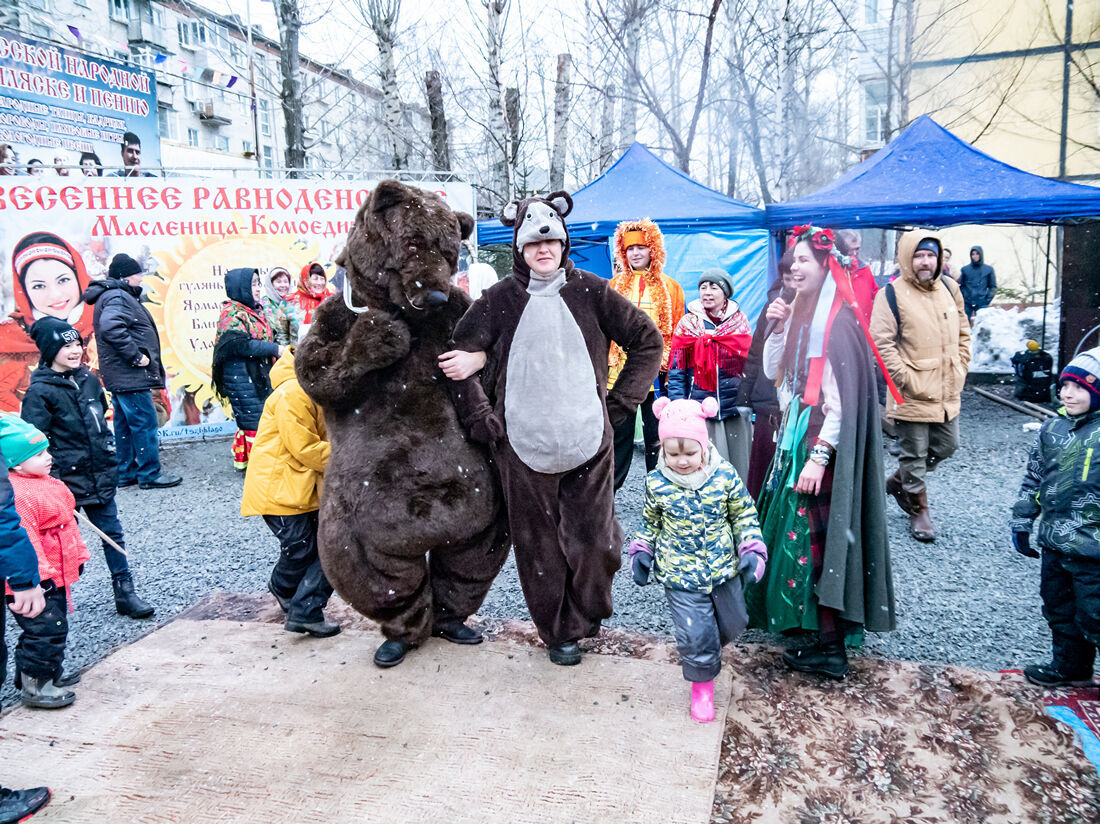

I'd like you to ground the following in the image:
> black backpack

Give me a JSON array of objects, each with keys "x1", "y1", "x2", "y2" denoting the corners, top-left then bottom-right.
[{"x1": 883, "y1": 275, "x2": 961, "y2": 328}]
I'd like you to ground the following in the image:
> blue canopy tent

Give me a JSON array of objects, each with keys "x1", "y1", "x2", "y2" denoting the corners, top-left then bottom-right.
[
  {"x1": 764, "y1": 115, "x2": 1100, "y2": 229},
  {"x1": 764, "y1": 115, "x2": 1100, "y2": 369},
  {"x1": 477, "y1": 143, "x2": 772, "y2": 322}
]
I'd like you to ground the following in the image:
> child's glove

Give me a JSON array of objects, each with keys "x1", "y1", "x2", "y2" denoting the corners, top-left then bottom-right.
[
  {"x1": 1012, "y1": 531, "x2": 1039, "y2": 559},
  {"x1": 737, "y1": 539, "x2": 768, "y2": 583},
  {"x1": 628, "y1": 539, "x2": 653, "y2": 586}
]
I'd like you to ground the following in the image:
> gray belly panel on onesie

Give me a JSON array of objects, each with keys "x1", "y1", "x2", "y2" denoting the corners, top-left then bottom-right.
[{"x1": 505, "y1": 269, "x2": 604, "y2": 474}]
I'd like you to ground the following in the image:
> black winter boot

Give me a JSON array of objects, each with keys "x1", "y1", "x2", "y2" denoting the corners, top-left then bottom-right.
[
  {"x1": 0, "y1": 785, "x2": 51, "y2": 823},
  {"x1": 548, "y1": 641, "x2": 582, "y2": 666},
  {"x1": 14, "y1": 666, "x2": 80, "y2": 689},
  {"x1": 373, "y1": 640, "x2": 415, "y2": 668},
  {"x1": 112, "y1": 573, "x2": 155, "y2": 619},
  {"x1": 432, "y1": 620, "x2": 483, "y2": 645},
  {"x1": 783, "y1": 640, "x2": 849, "y2": 680},
  {"x1": 1023, "y1": 662, "x2": 1095, "y2": 688}
]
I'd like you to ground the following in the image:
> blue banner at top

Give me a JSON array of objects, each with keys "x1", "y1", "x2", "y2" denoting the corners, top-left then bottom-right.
[{"x1": 0, "y1": 29, "x2": 160, "y2": 178}]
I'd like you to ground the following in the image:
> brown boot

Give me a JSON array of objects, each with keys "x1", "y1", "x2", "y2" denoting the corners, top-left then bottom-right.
[
  {"x1": 909, "y1": 490, "x2": 935, "y2": 542},
  {"x1": 886, "y1": 472, "x2": 919, "y2": 516}
]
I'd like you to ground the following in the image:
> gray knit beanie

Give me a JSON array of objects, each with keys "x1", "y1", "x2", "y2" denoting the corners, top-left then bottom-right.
[{"x1": 698, "y1": 268, "x2": 734, "y2": 299}]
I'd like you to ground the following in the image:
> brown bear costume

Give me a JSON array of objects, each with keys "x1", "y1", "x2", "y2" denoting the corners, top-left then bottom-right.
[
  {"x1": 449, "y1": 191, "x2": 662, "y2": 664},
  {"x1": 295, "y1": 180, "x2": 509, "y2": 666}
]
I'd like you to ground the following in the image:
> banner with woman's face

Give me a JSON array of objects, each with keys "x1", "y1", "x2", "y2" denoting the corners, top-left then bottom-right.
[{"x1": 0, "y1": 177, "x2": 476, "y2": 440}]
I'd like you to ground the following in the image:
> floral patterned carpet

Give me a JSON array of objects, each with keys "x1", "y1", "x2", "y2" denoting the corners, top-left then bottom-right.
[{"x1": 711, "y1": 648, "x2": 1100, "y2": 824}]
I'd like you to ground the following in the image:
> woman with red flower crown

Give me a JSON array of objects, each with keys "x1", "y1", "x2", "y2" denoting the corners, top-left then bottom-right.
[{"x1": 745, "y1": 225, "x2": 898, "y2": 679}]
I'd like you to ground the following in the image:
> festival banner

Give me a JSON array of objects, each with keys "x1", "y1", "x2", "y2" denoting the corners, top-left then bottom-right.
[
  {"x1": 0, "y1": 29, "x2": 160, "y2": 175},
  {"x1": 0, "y1": 177, "x2": 476, "y2": 440}
]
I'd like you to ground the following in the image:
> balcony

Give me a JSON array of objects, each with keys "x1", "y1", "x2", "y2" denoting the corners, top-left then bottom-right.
[
  {"x1": 196, "y1": 101, "x2": 232, "y2": 126},
  {"x1": 127, "y1": 19, "x2": 169, "y2": 51}
]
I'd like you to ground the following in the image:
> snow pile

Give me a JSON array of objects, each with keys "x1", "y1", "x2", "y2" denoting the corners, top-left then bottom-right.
[{"x1": 969, "y1": 304, "x2": 1059, "y2": 374}]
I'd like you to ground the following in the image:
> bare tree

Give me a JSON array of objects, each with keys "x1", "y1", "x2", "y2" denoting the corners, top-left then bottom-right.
[
  {"x1": 355, "y1": 0, "x2": 407, "y2": 169},
  {"x1": 550, "y1": 53, "x2": 573, "y2": 190},
  {"x1": 424, "y1": 69, "x2": 451, "y2": 172},
  {"x1": 273, "y1": 0, "x2": 306, "y2": 175},
  {"x1": 594, "y1": 0, "x2": 725, "y2": 173}
]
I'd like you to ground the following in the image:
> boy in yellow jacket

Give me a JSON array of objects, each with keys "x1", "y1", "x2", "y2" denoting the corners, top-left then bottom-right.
[{"x1": 242, "y1": 347, "x2": 339, "y2": 637}]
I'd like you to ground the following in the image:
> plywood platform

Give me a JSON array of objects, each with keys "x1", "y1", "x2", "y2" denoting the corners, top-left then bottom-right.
[{"x1": 0, "y1": 618, "x2": 728, "y2": 823}]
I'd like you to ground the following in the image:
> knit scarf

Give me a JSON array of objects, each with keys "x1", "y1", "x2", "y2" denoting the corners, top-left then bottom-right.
[{"x1": 608, "y1": 268, "x2": 674, "y2": 372}]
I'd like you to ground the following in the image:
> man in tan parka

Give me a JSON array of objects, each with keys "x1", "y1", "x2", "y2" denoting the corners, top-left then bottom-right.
[{"x1": 869, "y1": 230, "x2": 970, "y2": 542}]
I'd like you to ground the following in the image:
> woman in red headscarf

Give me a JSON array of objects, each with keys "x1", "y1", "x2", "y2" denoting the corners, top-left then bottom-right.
[
  {"x1": 746, "y1": 226, "x2": 900, "y2": 680},
  {"x1": 0, "y1": 232, "x2": 94, "y2": 411},
  {"x1": 287, "y1": 261, "x2": 328, "y2": 329}
]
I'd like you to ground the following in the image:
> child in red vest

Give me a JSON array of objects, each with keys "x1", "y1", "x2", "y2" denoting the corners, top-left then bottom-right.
[{"x1": 1, "y1": 414, "x2": 88, "y2": 708}]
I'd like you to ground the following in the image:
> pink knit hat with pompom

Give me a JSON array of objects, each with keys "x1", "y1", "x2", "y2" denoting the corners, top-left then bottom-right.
[{"x1": 652, "y1": 396, "x2": 718, "y2": 448}]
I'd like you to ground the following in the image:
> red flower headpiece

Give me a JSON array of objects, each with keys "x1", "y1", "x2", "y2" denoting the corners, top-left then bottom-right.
[{"x1": 788, "y1": 225, "x2": 834, "y2": 252}]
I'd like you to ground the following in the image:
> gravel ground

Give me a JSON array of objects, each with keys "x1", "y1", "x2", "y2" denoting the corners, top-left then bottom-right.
[{"x1": 1, "y1": 388, "x2": 1050, "y2": 705}]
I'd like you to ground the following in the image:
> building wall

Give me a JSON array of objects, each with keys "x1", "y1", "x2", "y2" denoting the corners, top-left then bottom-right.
[
  {"x1": 854, "y1": 0, "x2": 1099, "y2": 301},
  {"x1": 9, "y1": 0, "x2": 427, "y2": 176}
]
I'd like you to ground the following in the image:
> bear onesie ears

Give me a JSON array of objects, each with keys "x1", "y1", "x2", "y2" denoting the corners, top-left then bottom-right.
[{"x1": 501, "y1": 192, "x2": 574, "y2": 252}]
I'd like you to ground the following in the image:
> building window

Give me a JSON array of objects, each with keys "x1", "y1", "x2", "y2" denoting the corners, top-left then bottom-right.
[
  {"x1": 262, "y1": 145, "x2": 274, "y2": 179},
  {"x1": 109, "y1": 0, "x2": 130, "y2": 23},
  {"x1": 242, "y1": 140, "x2": 253, "y2": 157},
  {"x1": 29, "y1": 21, "x2": 51, "y2": 39},
  {"x1": 152, "y1": 6, "x2": 167, "y2": 29},
  {"x1": 178, "y1": 20, "x2": 207, "y2": 50},
  {"x1": 863, "y1": 79, "x2": 887, "y2": 145},
  {"x1": 259, "y1": 99, "x2": 273, "y2": 137},
  {"x1": 214, "y1": 135, "x2": 230, "y2": 153},
  {"x1": 865, "y1": 0, "x2": 879, "y2": 25},
  {"x1": 158, "y1": 107, "x2": 179, "y2": 142},
  {"x1": 187, "y1": 128, "x2": 199, "y2": 148}
]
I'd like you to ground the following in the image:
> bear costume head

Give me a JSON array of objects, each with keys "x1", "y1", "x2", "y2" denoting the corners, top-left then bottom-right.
[
  {"x1": 337, "y1": 180, "x2": 475, "y2": 321},
  {"x1": 500, "y1": 191, "x2": 573, "y2": 275}
]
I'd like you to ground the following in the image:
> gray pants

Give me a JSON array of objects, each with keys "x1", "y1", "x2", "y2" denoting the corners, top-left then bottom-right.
[
  {"x1": 706, "y1": 410, "x2": 752, "y2": 484},
  {"x1": 894, "y1": 417, "x2": 959, "y2": 495},
  {"x1": 665, "y1": 576, "x2": 748, "y2": 682}
]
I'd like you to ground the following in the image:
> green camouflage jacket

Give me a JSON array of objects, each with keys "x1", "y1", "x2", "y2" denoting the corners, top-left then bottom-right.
[
  {"x1": 637, "y1": 452, "x2": 763, "y2": 593},
  {"x1": 1012, "y1": 409, "x2": 1100, "y2": 560}
]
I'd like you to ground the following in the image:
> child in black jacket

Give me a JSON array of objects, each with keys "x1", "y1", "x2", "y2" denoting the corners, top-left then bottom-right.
[{"x1": 19, "y1": 317, "x2": 154, "y2": 619}]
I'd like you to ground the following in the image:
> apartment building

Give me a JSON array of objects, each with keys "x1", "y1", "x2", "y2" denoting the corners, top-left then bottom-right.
[
  {"x1": 852, "y1": 0, "x2": 1100, "y2": 299},
  {"x1": 7, "y1": 0, "x2": 428, "y2": 175}
]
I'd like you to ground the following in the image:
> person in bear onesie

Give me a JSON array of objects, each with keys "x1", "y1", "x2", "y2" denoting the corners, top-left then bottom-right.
[
  {"x1": 446, "y1": 191, "x2": 663, "y2": 666},
  {"x1": 295, "y1": 180, "x2": 509, "y2": 669}
]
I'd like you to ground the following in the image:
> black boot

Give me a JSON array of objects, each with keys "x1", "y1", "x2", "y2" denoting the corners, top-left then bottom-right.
[
  {"x1": 432, "y1": 620, "x2": 483, "y2": 645},
  {"x1": 1023, "y1": 662, "x2": 1095, "y2": 688},
  {"x1": 0, "y1": 785, "x2": 51, "y2": 823},
  {"x1": 14, "y1": 666, "x2": 80, "y2": 689},
  {"x1": 373, "y1": 639, "x2": 415, "y2": 668},
  {"x1": 112, "y1": 573, "x2": 155, "y2": 619},
  {"x1": 548, "y1": 641, "x2": 582, "y2": 666},
  {"x1": 285, "y1": 617, "x2": 341, "y2": 638},
  {"x1": 783, "y1": 639, "x2": 849, "y2": 680}
]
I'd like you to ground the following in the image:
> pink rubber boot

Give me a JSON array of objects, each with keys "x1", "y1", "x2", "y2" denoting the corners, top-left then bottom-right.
[{"x1": 690, "y1": 680, "x2": 715, "y2": 723}]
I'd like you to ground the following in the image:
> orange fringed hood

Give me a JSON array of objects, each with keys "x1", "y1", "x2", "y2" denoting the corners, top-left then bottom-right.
[{"x1": 609, "y1": 218, "x2": 676, "y2": 373}]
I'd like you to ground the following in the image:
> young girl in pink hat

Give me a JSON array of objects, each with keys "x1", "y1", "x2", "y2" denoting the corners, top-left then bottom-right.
[{"x1": 629, "y1": 396, "x2": 767, "y2": 723}]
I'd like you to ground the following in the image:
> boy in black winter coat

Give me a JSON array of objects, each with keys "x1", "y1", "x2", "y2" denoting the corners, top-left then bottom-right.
[
  {"x1": 1012, "y1": 346, "x2": 1100, "y2": 687},
  {"x1": 19, "y1": 316, "x2": 154, "y2": 619}
]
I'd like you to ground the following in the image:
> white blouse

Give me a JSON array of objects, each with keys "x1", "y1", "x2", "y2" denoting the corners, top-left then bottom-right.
[{"x1": 762, "y1": 323, "x2": 842, "y2": 448}]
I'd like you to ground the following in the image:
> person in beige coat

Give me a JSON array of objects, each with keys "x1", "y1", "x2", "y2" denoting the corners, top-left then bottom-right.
[{"x1": 869, "y1": 230, "x2": 970, "y2": 542}]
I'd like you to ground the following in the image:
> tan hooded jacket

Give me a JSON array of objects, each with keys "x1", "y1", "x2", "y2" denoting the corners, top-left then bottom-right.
[{"x1": 869, "y1": 230, "x2": 971, "y2": 423}]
